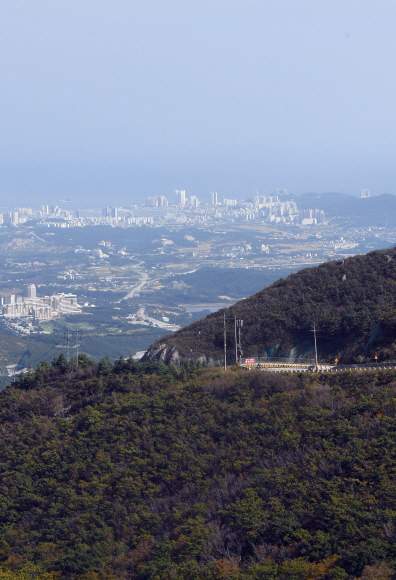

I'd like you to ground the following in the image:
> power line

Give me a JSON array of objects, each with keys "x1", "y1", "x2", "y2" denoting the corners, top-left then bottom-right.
[
  {"x1": 0, "y1": 343, "x2": 65, "y2": 391},
  {"x1": 17, "y1": 343, "x2": 63, "y2": 371},
  {"x1": 0, "y1": 325, "x2": 174, "y2": 391}
]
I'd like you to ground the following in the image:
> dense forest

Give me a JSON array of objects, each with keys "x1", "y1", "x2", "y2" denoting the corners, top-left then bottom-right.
[
  {"x1": 1, "y1": 356, "x2": 396, "y2": 578},
  {"x1": 144, "y1": 247, "x2": 396, "y2": 365}
]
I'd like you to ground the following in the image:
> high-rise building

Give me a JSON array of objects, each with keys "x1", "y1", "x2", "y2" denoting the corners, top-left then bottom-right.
[
  {"x1": 50, "y1": 293, "x2": 81, "y2": 314},
  {"x1": 210, "y1": 191, "x2": 218, "y2": 205},
  {"x1": 146, "y1": 196, "x2": 158, "y2": 207},
  {"x1": 4, "y1": 295, "x2": 15, "y2": 305},
  {"x1": 361, "y1": 189, "x2": 370, "y2": 198},
  {"x1": 147, "y1": 195, "x2": 168, "y2": 207},
  {"x1": 102, "y1": 207, "x2": 110, "y2": 217},
  {"x1": 175, "y1": 190, "x2": 186, "y2": 206},
  {"x1": 111, "y1": 207, "x2": 118, "y2": 219},
  {"x1": 27, "y1": 284, "x2": 36, "y2": 298},
  {"x1": 189, "y1": 196, "x2": 199, "y2": 207}
]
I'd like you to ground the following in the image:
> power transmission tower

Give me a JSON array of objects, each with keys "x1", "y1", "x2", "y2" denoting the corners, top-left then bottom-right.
[
  {"x1": 236, "y1": 319, "x2": 243, "y2": 364},
  {"x1": 234, "y1": 317, "x2": 244, "y2": 364}
]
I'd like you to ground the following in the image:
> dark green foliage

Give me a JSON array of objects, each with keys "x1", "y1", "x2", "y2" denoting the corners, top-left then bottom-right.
[
  {"x1": 2, "y1": 361, "x2": 396, "y2": 578},
  {"x1": 146, "y1": 247, "x2": 396, "y2": 364},
  {"x1": 77, "y1": 353, "x2": 95, "y2": 368}
]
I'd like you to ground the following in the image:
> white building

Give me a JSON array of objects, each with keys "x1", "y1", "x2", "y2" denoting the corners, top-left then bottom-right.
[
  {"x1": 175, "y1": 190, "x2": 186, "y2": 206},
  {"x1": 210, "y1": 191, "x2": 218, "y2": 205},
  {"x1": 50, "y1": 293, "x2": 81, "y2": 314},
  {"x1": 147, "y1": 195, "x2": 168, "y2": 207},
  {"x1": 222, "y1": 197, "x2": 237, "y2": 206},
  {"x1": 27, "y1": 284, "x2": 36, "y2": 298},
  {"x1": 32, "y1": 305, "x2": 55, "y2": 320},
  {"x1": 188, "y1": 196, "x2": 200, "y2": 208},
  {"x1": 2, "y1": 290, "x2": 81, "y2": 318},
  {"x1": 3, "y1": 302, "x2": 29, "y2": 317}
]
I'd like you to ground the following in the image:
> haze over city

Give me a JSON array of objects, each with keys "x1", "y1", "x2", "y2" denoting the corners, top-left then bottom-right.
[
  {"x1": 1, "y1": 0, "x2": 396, "y2": 206},
  {"x1": 4, "y1": 6, "x2": 396, "y2": 578}
]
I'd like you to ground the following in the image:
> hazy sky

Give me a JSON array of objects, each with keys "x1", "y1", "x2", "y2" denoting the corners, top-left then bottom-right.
[{"x1": 1, "y1": 0, "x2": 396, "y2": 205}]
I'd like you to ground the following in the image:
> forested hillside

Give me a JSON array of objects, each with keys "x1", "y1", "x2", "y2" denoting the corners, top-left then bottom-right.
[
  {"x1": 144, "y1": 247, "x2": 396, "y2": 365},
  {"x1": 2, "y1": 356, "x2": 396, "y2": 578}
]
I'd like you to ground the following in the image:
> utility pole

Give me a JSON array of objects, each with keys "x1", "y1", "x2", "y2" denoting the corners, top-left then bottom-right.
[
  {"x1": 313, "y1": 322, "x2": 318, "y2": 372},
  {"x1": 76, "y1": 328, "x2": 79, "y2": 369},
  {"x1": 235, "y1": 316, "x2": 237, "y2": 366},
  {"x1": 66, "y1": 326, "x2": 70, "y2": 363},
  {"x1": 224, "y1": 312, "x2": 227, "y2": 371}
]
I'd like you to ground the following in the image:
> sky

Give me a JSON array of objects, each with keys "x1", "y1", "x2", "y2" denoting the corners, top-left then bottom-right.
[{"x1": 1, "y1": 0, "x2": 396, "y2": 206}]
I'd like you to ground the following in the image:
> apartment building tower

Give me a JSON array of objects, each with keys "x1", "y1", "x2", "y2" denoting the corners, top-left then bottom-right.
[
  {"x1": 27, "y1": 284, "x2": 36, "y2": 298},
  {"x1": 175, "y1": 190, "x2": 186, "y2": 206}
]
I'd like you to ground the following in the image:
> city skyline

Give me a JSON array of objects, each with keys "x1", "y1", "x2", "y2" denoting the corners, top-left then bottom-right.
[{"x1": 1, "y1": 1, "x2": 396, "y2": 205}]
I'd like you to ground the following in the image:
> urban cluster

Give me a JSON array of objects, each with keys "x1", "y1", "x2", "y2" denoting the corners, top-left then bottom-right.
[
  {"x1": 104, "y1": 190, "x2": 327, "y2": 227},
  {"x1": 2, "y1": 284, "x2": 81, "y2": 321},
  {"x1": 1, "y1": 190, "x2": 326, "y2": 229},
  {"x1": 146, "y1": 190, "x2": 326, "y2": 225},
  {"x1": 1, "y1": 205, "x2": 73, "y2": 226}
]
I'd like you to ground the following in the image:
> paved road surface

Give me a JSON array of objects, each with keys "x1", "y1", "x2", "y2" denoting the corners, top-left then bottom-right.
[
  {"x1": 241, "y1": 362, "x2": 396, "y2": 373},
  {"x1": 119, "y1": 272, "x2": 149, "y2": 301}
]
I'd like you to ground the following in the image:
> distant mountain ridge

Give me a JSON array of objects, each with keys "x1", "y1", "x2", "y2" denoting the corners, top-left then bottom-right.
[
  {"x1": 296, "y1": 192, "x2": 396, "y2": 226},
  {"x1": 143, "y1": 247, "x2": 396, "y2": 365}
]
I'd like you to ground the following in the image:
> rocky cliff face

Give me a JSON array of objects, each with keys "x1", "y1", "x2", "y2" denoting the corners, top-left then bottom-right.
[
  {"x1": 142, "y1": 342, "x2": 209, "y2": 366},
  {"x1": 141, "y1": 342, "x2": 189, "y2": 365}
]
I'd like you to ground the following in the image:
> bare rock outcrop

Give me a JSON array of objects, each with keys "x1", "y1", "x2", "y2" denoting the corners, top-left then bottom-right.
[{"x1": 141, "y1": 342, "x2": 189, "y2": 365}]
